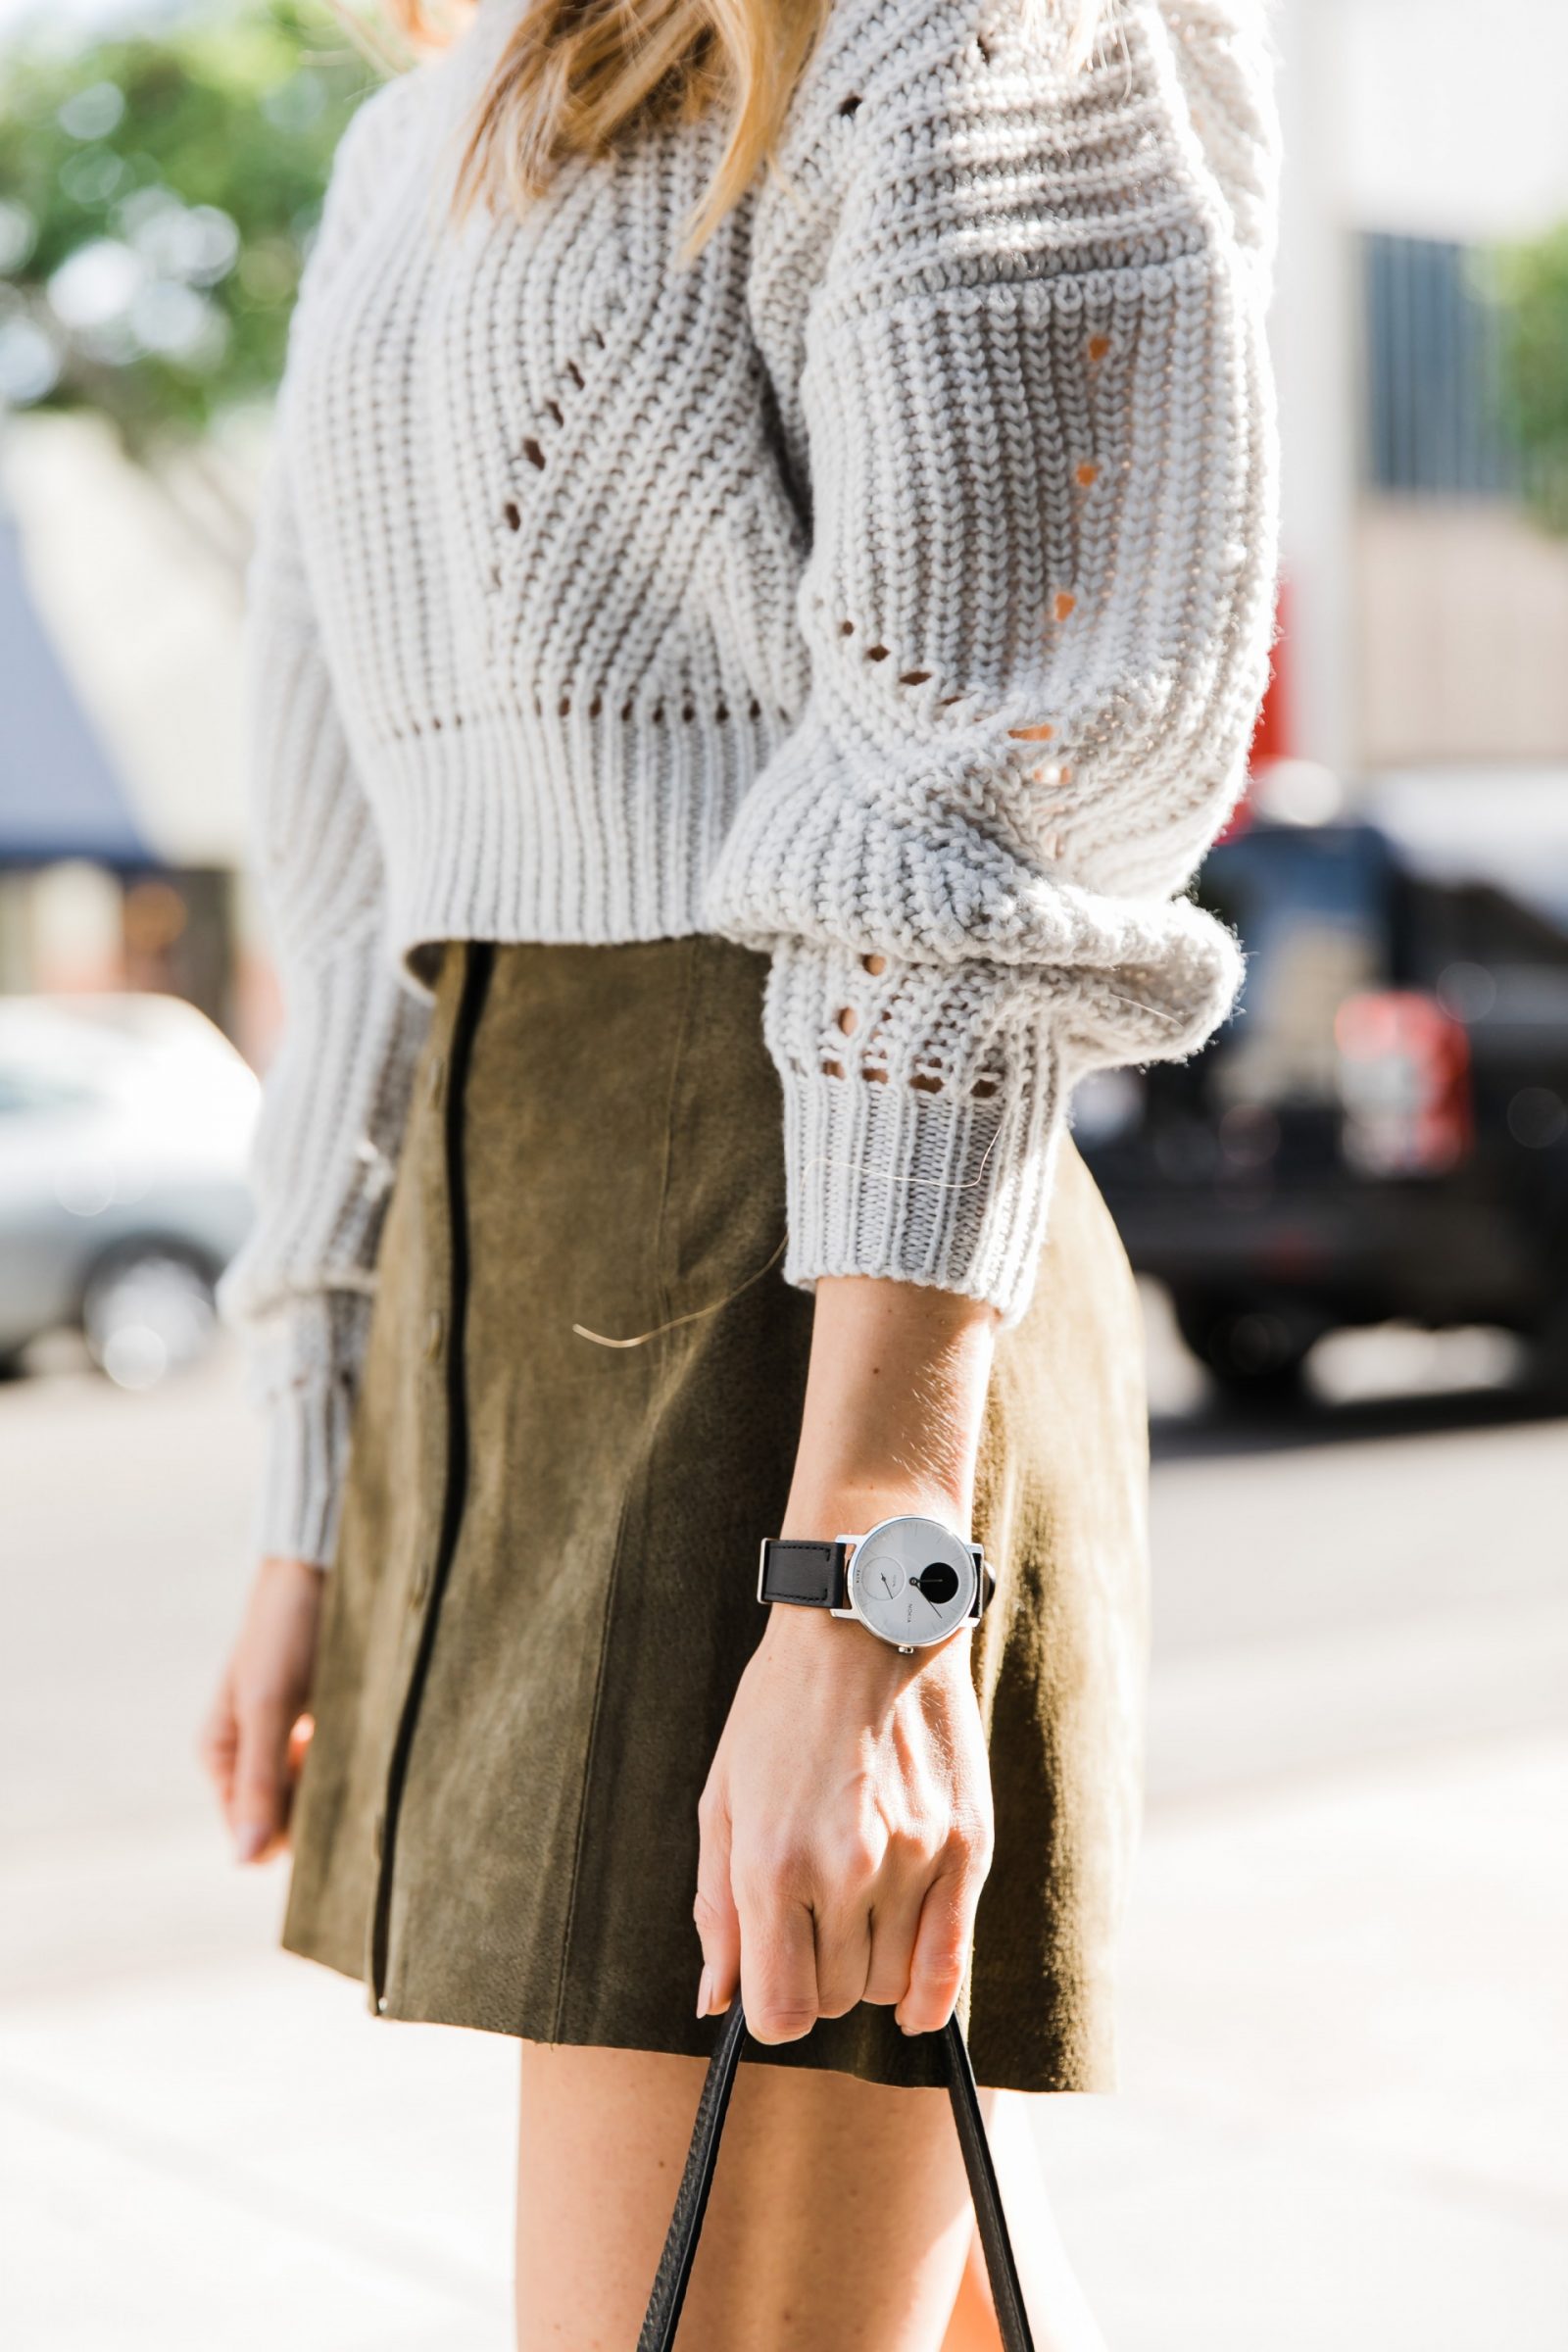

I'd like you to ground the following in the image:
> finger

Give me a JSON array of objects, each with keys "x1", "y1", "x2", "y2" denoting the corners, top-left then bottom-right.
[
  {"x1": 197, "y1": 1673, "x2": 239, "y2": 1811},
  {"x1": 737, "y1": 1870, "x2": 819, "y2": 2044},
  {"x1": 693, "y1": 1789, "x2": 741, "y2": 2018},
  {"x1": 808, "y1": 1828, "x2": 878, "y2": 2018},
  {"x1": 230, "y1": 1692, "x2": 295, "y2": 1864},
  {"x1": 861, "y1": 1885, "x2": 926, "y2": 2008},
  {"x1": 895, "y1": 1862, "x2": 982, "y2": 2035},
  {"x1": 810, "y1": 1902, "x2": 872, "y2": 2020}
]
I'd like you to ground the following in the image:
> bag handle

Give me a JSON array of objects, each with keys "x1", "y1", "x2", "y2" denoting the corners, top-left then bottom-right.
[{"x1": 636, "y1": 2001, "x2": 1037, "y2": 2351}]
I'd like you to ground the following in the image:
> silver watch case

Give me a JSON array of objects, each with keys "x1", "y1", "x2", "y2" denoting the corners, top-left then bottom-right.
[{"x1": 833, "y1": 1513, "x2": 984, "y2": 1652}]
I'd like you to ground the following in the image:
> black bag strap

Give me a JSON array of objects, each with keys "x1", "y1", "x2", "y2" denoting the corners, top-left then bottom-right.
[{"x1": 636, "y1": 2001, "x2": 1036, "y2": 2351}]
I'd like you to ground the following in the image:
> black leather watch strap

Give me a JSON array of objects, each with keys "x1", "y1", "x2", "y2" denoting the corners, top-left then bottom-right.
[
  {"x1": 757, "y1": 1537, "x2": 849, "y2": 1609},
  {"x1": 760, "y1": 1537, "x2": 996, "y2": 1622}
]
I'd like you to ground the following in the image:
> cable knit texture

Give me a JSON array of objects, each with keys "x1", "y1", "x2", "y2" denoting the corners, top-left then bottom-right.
[{"x1": 218, "y1": 0, "x2": 1282, "y2": 1563}]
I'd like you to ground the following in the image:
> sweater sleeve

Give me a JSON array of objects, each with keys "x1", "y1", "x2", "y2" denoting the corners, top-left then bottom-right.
[
  {"x1": 216, "y1": 84, "x2": 430, "y2": 1565},
  {"x1": 216, "y1": 428, "x2": 430, "y2": 1565},
  {"x1": 708, "y1": 0, "x2": 1281, "y2": 1325}
]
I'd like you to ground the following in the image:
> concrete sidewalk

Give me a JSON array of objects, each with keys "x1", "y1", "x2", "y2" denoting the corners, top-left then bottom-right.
[
  {"x1": 3, "y1": 1331, "x2": 1565, "y2": 2348},
  {"x1": 5, "y1": 1735, "x2": 1564, "y2": 2349}
]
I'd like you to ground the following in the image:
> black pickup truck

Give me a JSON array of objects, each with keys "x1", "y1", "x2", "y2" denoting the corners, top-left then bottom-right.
[{"x1": 1076, "y1": 815, "x2": 1568, "y2": 1396}]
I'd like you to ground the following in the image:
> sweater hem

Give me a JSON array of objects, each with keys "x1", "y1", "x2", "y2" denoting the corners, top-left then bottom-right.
[{"x1": 363, "y1": 708, "x2": 786, "y2": 989}]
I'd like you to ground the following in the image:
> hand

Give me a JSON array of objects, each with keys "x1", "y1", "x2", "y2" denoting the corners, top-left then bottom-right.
[
  {"x1": 199, "y1": 1554, "x2": 324, "y2": 1864},
  {"x1": 694, "y1": 1583, "x2": 994, "y2": 2042},
  {"x1": 694, "y1": 1267, "x2": 1002, "y2": 2044}
]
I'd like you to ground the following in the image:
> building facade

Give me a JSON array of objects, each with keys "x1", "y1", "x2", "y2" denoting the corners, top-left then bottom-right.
[{"x1": 1270, "y1": 0, "x2": 1568, "y2": 781}]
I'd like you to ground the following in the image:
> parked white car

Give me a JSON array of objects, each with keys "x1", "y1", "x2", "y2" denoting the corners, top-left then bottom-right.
[{"x1": 0, "y1": 994, "x2": 258, "y2": 1386}]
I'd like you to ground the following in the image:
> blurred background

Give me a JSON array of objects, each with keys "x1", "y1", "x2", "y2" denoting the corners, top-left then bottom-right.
[{"x1": 1, "y1": 2, "x2": 1565, "y2": 2346}]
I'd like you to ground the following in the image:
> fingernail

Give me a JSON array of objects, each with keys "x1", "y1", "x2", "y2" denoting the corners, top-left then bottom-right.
[
  {"x1": 696, "y1": 1964, "x2": 712, "y2": 2019},
  {"x1": 235, "y1": 1824, "x2": 267, "y2": 1863}
]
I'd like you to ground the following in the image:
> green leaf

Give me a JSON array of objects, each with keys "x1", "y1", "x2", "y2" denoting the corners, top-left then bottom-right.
[
  {"x1": 0, "y1": 2, "x2": 387, "y2": 457},
  {"x1": 1491, "y1": 222, "x2": 1568, "y2": 538}
]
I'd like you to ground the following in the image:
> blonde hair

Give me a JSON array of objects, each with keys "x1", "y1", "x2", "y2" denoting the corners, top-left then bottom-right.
[{"x1": 365, "y1": 0, "x2": 1107, "y2": 259}]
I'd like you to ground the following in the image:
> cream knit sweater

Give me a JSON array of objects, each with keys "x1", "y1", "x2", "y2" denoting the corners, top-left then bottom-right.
[{"x1": 219, "y1": 0, "x2": 1282, "y2": 1564}]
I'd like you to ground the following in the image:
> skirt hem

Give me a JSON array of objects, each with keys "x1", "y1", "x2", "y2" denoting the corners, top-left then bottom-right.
[{"x1": 279, "y1": 1919, "x2": 1115, "y2": 2096}]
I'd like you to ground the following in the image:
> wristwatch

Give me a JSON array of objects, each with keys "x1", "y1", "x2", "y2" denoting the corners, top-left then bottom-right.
[{"x1": 757, "y1": 1513, "x2": 995, "y2": 1653}]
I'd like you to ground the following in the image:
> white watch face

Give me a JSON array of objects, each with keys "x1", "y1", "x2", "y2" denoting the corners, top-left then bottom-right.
[{"x1": 846, "y1": 1516, "x2": 978, "y2": 1648}]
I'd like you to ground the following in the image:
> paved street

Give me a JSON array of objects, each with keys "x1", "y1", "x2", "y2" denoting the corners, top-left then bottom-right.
[{"x1": 2, "y1": 1299, "x2": 1565, "y2": 2349}]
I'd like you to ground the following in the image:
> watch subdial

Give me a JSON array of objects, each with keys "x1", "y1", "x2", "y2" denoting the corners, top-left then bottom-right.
[{"x1": 910, "y1": 1561, "x2": 959, "y2": 1606}]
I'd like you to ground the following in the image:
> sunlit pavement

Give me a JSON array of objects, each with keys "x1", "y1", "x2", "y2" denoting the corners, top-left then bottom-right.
[{"x1": 2, "y1": 1303, "x2": 1564, "y2": 2350}]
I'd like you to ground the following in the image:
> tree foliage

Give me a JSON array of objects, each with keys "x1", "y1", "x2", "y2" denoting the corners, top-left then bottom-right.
[
  {"x1": 0, "y1": 2, "x2": 385, "y2": 459},
  {"x1": 1493, "y1": 222, "x2": 1568, "y2": 538}
]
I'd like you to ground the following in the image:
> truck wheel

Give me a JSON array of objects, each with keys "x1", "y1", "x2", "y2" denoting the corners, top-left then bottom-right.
[
  {"x1": 1170, "y1": 1291, "x2": 1314, "y2": 1404},
  {"x1": 1526, "y1": 1295, "x2": 1568, "y2": 1403}
]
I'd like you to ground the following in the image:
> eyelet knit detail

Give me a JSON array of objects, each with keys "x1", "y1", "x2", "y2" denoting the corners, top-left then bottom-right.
[{"x1": 219, "y1": 0, "x2": 1282, "y2": 1560}]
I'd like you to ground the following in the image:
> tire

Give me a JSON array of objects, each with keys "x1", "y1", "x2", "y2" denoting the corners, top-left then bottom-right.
[
  {"x1": 1526, "y1": 1292, "x2": 1568, "y2": 1404},
  {"x1": 79, "y1": 1242, "x2": 218, "y2": 1390},
  {"x1": 1170, "y1": 1290, "x2": 1316, "y2": 1404}
]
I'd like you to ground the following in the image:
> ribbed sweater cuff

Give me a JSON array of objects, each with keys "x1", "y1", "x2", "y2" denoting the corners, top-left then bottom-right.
[
  {"x1": 251, "y1": 1371, "x2": 357, "y2": 1568},
  {"x1": 777, "y1": 1048, "x2": 1067, "y2": 1331}
]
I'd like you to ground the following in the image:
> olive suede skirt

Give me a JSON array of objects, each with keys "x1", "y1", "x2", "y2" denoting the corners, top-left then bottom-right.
[{"x1": 281, "y1": 934, "x2": 1151, "y2": 2093}]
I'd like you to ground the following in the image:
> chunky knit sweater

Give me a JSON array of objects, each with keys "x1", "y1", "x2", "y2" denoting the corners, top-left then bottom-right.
[{"x1": 218, "y1": 0, "x2": 1282, "y2": 1564}]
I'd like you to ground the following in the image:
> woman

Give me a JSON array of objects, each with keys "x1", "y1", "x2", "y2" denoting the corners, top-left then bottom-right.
[{"x1": 201, "y1": 0, "x2": 1279, "y2": 2341}]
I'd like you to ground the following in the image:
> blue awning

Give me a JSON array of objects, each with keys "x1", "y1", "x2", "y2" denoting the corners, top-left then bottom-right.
[{"x1": 0, "y1": 502, "x2": 153, "y2": 868}]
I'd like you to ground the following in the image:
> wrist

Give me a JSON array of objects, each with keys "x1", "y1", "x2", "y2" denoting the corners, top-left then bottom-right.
[
  {"x1": 260, "y1": 1553, "x2": 327, "y2": 1589},
  {"x1": 760, "y1": 1501, "x2": 985, "y2": 1667},
  {"x1": 780, "y1": 1479, "x2": 973, "y2": 1547},
  {"x1": 760, "y1": 1591, "x2": 972, "y2": 1678},
  {"x1": 787, "y1": 1279, "x2": 995, "y2": 1548}
]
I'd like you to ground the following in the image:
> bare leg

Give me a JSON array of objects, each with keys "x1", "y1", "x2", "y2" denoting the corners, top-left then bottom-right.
[
  {"x1": 516, "y1": 2040, "x2": 976, "y2": 2352},
  {"x1": 939, "y1": 2092, "x2": 1109, "y2": 2352},
  {"x1": 515, "y1": 2046, "x2": 1106, "y2": 2352}
]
